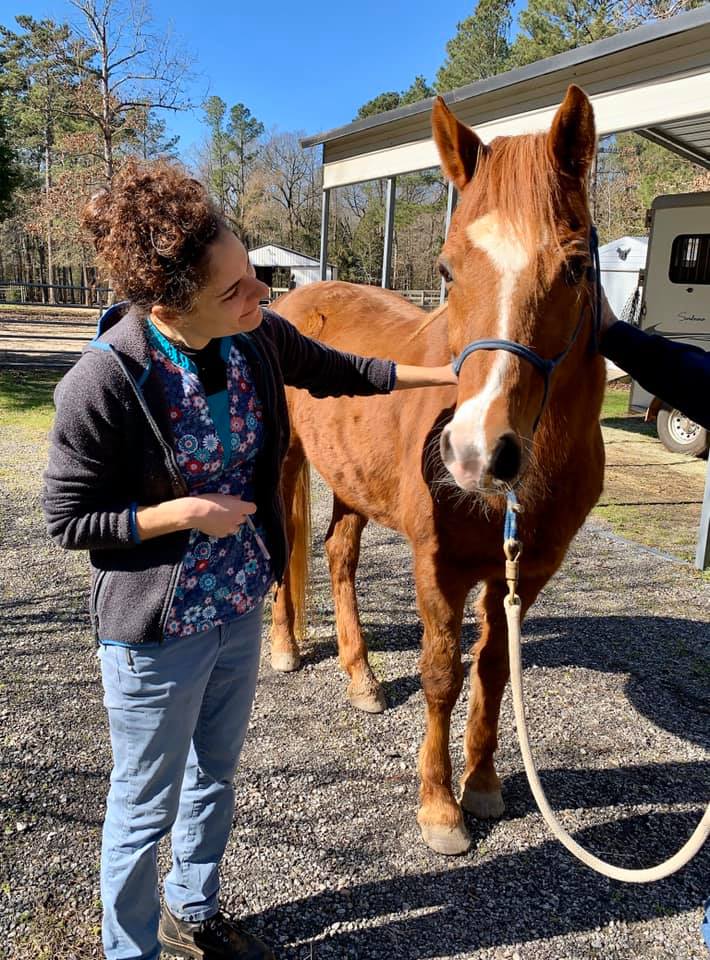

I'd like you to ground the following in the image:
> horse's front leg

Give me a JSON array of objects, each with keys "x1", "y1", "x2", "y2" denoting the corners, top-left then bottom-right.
[
  {"x1": 460, "y1": 574, "x2": 547, "y2": 818},
  {"x1": 415, "y1": 551, "x2": 471, "y2": 855}
]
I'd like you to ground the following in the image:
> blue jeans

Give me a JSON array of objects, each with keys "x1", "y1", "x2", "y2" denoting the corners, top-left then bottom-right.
[
  {"x1": 98, "y1": 603, "x2": 264, "y2": 960},
  {"x1": 703, "y1": 896, "x2": 710, "y2": 951}
]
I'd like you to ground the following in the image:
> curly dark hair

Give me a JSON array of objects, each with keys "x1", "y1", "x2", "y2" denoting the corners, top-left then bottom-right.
[{"x1": 81, "y1": 159, "x2": 225, "y2": 312}]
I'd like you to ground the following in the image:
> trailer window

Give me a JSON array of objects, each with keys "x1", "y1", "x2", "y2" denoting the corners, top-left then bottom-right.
[{"x1": 669, "y1": 234, "x2": 710, "y2": 284}]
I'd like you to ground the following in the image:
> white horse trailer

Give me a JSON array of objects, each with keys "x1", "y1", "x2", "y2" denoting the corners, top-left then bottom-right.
[{"x1": 631, "y1": 192, "x2": 710, "y2": 456}]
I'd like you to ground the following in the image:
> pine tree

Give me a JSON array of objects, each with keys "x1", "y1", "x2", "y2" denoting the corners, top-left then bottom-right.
[
  {"x1": 355, "y1": 76, "x2": 434, "y2": 121},
  {"x1": 0, "y1": 16, "x2": 83, "y2": 296},
  {"x1": 400, "y1": 75, "x2": 435, "y2": 105},
  {"x1": 436, "y1": 0, "x2": 514, "y2": 92},
  {"x1": 0, "y1": 113, "x2": 22, "y2": 220},
  {"x1": 512, "y1": 0, "x2": 618, "y2": 67}
]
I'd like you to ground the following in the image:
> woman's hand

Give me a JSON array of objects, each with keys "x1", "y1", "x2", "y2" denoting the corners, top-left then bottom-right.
[
  {"x1": 187, "y1": 494, "x2": 257, "y2": 538},
  {"x1": 393, "y1": 363, "x2": 458, "y2": 390},
  {"x1": 135, "y1": 495, "x2": 256, "y2": 541}
]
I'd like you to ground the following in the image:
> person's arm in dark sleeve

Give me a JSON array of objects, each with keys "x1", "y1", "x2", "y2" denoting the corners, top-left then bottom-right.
[
  {"x1": 599, "y1": 302, "x2": 710, "y2": 431},
  {"x1": 42, "y1": 354, "x2": 141, "y2": 550},
  {"x1": 263, "y1": 308, "x2": 455, "y2": 398}
]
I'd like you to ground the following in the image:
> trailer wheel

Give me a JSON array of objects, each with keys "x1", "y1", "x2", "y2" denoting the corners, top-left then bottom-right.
[{"x1": 656, "y1": 407, "x2": 709, "y2": 457}]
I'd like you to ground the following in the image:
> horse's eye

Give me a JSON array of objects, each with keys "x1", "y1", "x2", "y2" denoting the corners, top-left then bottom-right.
[
  {"x1": 564, "y1": 257, "x2": 585, "y2": 285},
  {"x1": 438, "y1": 260, "x2": 454, "y2": 284}
]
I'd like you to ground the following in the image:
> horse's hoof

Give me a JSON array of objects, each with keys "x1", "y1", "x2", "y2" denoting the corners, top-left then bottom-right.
[
  {"x1": 347, "y1": 682, "x2": 386, "y2": 713},
  {"x1": 419, "y1": 820, "x2": 471, "y2": 856},
  {"x1": 460, "y1": 786, "x2": 505, "y2": 819},
  {"x1": 271, "y1": 648, "x2": 301, "y2": 672}
]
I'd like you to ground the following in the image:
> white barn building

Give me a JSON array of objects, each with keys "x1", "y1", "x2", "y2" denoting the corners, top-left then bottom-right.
[{"x1": 249, "y1": 244, "x2": 337, "y2": 293}]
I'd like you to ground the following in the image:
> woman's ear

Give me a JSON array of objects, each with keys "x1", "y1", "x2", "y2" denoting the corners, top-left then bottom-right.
[{"x1": 151, "y1": 303, "x2": 183, "y2": 324}]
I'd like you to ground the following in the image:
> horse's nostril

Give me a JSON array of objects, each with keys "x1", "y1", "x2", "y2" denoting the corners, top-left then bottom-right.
[
  {"x1": 490, "y1": 433, "x2": 521, "y2": 482},
  {"x1": 440, "y1": 425, "x2": 453, "y2": 463}
]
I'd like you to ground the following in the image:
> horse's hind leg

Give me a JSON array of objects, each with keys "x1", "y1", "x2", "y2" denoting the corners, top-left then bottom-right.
[
  {"x1": 325, "y1": 497, "x2": 385, "y2": 714},
  {"x1": 271, "y1": 439, "x2": 309, "y2": 673},
  {"x1": 460, "y1": 574, "x2": 546, "y2": 818},
  {"x1": 415, "y1": 549, "x2": 471, "y2": 855}
]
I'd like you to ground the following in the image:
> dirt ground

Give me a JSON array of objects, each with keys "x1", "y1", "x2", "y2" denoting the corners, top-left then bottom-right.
[
  {"x1": 0, "y1": 308, "x2": 96, "y2": 370},
  {"x1": 595, "y1": 395, "x2": 708, "y2": 566},
  {"x1": 0, "y1": 363, "x2": 708, "y2": 959}
]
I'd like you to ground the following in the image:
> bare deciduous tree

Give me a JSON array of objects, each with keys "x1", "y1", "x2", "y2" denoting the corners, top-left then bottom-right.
[{"x1": 65, "y1": 0, "x2": 193, "y2": 181}]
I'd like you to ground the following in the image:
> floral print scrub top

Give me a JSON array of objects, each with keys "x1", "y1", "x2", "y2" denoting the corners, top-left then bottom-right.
[{"x1": 147, "y1": 322, "x2": 273, "y2": 637}]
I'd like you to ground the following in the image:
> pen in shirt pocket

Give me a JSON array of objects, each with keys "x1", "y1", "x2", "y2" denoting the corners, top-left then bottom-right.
[{"x1": 244, "y1": 515, "x2": 271, "y2": 561}]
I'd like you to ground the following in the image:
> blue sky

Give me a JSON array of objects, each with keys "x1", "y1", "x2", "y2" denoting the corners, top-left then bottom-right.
[{"x1": 0, "y1": 0, "x2": 527, "y2": 158}]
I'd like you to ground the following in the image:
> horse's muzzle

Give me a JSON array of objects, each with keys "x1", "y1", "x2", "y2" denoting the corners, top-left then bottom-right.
[{"x1": 440, "y1": 425, "x2": 523, "y2": 491}]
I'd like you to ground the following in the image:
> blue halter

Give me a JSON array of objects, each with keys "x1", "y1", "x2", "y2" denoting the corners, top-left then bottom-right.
[{"x1": 452, "y1": 226, "x2": 602, "y2": 433}]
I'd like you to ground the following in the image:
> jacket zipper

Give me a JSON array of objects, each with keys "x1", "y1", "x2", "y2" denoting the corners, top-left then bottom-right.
[
  {"x1": 103, "y1": 347, "x2": 188, "y2": 642},
  {"x1": 107, "y1": 346, "x2": 188, "y2": 497},
  {"x1": 159, "y1": 560, "x2": 184, "y2": 635},
  {"x1": 90, "y1": 569, "x2": 108, "y2": 638}
]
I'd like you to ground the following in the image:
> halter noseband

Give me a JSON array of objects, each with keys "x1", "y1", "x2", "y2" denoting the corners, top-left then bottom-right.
[{"x1": 451, "y1": 226, "x2": 602, "y2": 432}]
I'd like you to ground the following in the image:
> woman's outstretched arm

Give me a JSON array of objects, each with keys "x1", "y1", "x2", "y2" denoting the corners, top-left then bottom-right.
[{"x1": 599, "y1": 294, "x2": 710, "y2": 430}]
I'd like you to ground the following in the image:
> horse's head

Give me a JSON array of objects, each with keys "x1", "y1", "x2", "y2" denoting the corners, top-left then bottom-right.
[{"x1": 433, "y1": 85, "x2": 597, "y2": 494}]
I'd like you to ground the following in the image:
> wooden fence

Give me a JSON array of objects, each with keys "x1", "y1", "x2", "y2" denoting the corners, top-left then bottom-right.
[
  {"x1": 0, "y1": 280, "x2": 111, "y2": 308},
  {"x1": 0, "y1": 281, "x2": 442, "y2": 311}
]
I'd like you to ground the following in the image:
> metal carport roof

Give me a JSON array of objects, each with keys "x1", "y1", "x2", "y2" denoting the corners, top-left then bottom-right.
[{"x1": 303, "y1": 5, "x2": 710, "y2": 189}]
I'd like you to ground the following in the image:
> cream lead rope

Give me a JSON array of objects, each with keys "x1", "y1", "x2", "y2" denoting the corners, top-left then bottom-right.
[{"x1": 503, "y1": 506, "x2": 710, "y2": 883}]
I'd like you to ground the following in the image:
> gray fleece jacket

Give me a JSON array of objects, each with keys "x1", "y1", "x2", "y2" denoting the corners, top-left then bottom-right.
[{"x1": 42, "y1": 304, "x2": 396, "y2": 645}]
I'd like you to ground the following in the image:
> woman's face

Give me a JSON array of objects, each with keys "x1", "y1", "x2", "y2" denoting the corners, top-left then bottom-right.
[
  {"x1": 153, "y1": 229, "x2": 270, "y2": 347},
  {"x1": 191, "y1": 229, "x2": 270, "y2": 338}
]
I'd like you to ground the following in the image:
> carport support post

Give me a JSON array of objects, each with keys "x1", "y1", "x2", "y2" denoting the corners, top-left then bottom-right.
[
  {"x1": 695, "y1": 455, "x2": 710, "y2": 570},
  {"x1": 319, "y1": 188, "x2": 331, "y2": 281},
  {"x1": 440, "y1": 181, "x2": 458, "y2": 304},
  {"x1": 382, "y1": 176, "x2": 396, "y2": 288}
]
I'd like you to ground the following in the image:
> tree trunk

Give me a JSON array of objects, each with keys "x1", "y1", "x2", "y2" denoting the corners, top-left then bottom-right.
[{"x1": 45, "y1": 104, "x2": 55, "y2": 304}]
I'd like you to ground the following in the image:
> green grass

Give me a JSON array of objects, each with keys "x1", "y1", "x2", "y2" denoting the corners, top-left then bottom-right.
[
  {"x1": 600, "y1": 384, "x2": 656, "y2": 437},
  {"x1": 0, "y1": 370, "x2": 59, "y2": 432},
  {"x1": 600, "y1": 386, "x2": 631, "y2": 420}
]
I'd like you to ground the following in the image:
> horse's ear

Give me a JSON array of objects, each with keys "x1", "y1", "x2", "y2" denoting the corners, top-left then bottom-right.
[
  {"x1": 432, "y1": 96, "x2": 482, "y2": 191},
  {"x1": 547, "y1": 85, "x2": 596, "y2": 180}
]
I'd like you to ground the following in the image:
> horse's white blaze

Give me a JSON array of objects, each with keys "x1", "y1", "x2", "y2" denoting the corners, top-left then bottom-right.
[
  {"x1": 465, "y1": 212, "x2": 529, "y2": 276},
  {"x1": 446, "y1": 212, "x2": 530, "y2": 481}
]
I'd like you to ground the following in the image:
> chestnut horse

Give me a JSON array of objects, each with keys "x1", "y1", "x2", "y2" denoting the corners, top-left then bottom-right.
[{"x1": 271, "y1": 86, "x2": 606, "y2": 855}]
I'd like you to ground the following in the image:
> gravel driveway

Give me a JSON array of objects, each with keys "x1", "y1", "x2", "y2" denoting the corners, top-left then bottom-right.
[{"x1": 1, "y1": 421, "x2": 708, "y2": 960}]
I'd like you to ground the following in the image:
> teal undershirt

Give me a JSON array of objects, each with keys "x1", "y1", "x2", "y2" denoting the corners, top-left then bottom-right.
[{"x1": 146, "y1": 321, "x2": 233, "y2": 468}]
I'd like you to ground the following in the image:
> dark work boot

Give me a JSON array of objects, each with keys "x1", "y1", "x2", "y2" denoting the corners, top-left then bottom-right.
[{"x1": 158, "y1": 905, "x2": 275, "y2": 959}]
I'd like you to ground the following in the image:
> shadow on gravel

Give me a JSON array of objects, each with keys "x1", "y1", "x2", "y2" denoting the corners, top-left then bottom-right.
[
  {"x1": 296, "y1": 608, "x2": 708, "y2": 749},
  {"x1": 498, "y1": 761, "x2": 709, "y2": 819},
  {"x1": 522, "y1": 614, "x2": 709, "y2": 749},
  {"x1": 250, "y1": 811, "x2": 708, "y2": 958},
  {"x1": 0, "y1": 761, "x2": 106, "y2": 827}
]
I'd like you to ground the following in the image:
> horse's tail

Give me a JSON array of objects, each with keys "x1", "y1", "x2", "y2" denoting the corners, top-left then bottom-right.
[{"x1": 289, "y1": 458, "x2": 312, "y2": 643}]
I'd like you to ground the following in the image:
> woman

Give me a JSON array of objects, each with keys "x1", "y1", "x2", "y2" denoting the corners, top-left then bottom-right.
[{"x1": 42, "y1": 160, "x2": 458, "y2": 960}]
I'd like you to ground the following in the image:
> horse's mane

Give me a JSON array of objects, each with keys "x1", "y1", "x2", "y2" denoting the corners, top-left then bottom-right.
[{"x1": 406, "y1": 301, "x2": 448, "y2": 343}]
